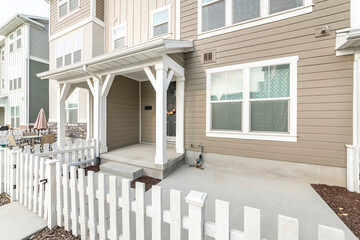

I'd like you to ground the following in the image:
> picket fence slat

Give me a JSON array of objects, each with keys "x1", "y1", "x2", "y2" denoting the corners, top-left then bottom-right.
[
  {"x1": 70, "y1": 166, "x2": 79, "y2": 236},
  {"x1": 244, "y1": 206, "x2": 260, "y2": 240},
  {"x1": 0, "y1": 145, "x2": 349, "y2": 240}
]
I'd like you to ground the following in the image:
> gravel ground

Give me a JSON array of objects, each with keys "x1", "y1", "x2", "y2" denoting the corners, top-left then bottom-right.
[
  {"x1": 28, "y1": 227, "x2": 80, "y2": 240},
  {"x1": 0, "y1": 193, "x2": 10, "y2": 207},
  {"x1": 131, "y1": 176, "x2": 161, "y2": 192},
  {"x1": 312, "y1": 184, "x2": 360, "y2": 238}
]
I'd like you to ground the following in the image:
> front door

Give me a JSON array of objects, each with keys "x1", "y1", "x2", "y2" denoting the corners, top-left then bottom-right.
[{"x1": 167, "y1": 82, "x2": 176, "y2": 142}]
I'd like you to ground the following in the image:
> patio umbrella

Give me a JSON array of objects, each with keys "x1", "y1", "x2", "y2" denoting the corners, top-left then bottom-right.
[{"x1": 33, "y1": 108, "x2": 48, "y2": 130}]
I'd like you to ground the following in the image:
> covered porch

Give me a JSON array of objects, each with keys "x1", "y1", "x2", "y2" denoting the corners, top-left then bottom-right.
[{"x1": 38, "y1": 39, "x2": 193, "y2": 176}]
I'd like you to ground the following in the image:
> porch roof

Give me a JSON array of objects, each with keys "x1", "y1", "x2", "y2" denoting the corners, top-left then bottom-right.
[
  {"x1": 37, "y1": 39, "x2": 193, "y2": 82},
  {"x1": 336, "y1": 27, "x2": 360, "y2": 50}
]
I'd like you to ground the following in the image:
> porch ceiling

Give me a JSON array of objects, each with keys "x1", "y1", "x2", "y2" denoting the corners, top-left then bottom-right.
[{"x1": 37, "y1": 39, "x2": 193, "y2": 82}]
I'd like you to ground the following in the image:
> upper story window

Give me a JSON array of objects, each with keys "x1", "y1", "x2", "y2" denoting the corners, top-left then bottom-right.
[
  {"x1": 56, "y1": 32, "x2": 82, "y2": 68},
  {"x1": 59, "y1": 0, "x2": 79, "y2": 18},
  {"x1": 199, "y1": 0, "x2": 312, "y2": 36},
  {"x1": 113, "y1": 23, "x2": 126, "y2": 50},
  {"x1": 9, "y1": 78, "x2": 21, "y2": 91},
  {"x1": 11, "y1": 106, "x2": 20, "y2": 128},
  {"x1": 206, "y1": 56, "x2": 298, "y2": 142},
  {"x1": 151, "y1": 5, "x2": 171, "y2": 38},
  {"x1": 1, "y1": 50, "x2": 4, "y2": 61},
  {"x1": 1, "y1": 78, "x2": 5, "y2": 91},
  {"x1": 16, "y1": 29, "x2": 22, "y2": 49},
  {"x1": 9, "y1": 34, "x2": 14, "y2": 53}
]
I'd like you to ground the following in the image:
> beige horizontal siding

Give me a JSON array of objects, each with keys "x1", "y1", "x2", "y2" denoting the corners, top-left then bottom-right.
[
  {"x1": 181, "y1": 0, "x2": 352, "y2": 168},
  {"x1": 96, "y1": 0, "x2": 105, "y2": 21},
  {"x1": 50, "y1": 0, "x2": 90, "y2": 36},
  {"x1": 141, "y1": 81, "x2": 156, "y2": 143},
  {"x1": 107, "y1": 76, "x2": 139, "y2": 151}
]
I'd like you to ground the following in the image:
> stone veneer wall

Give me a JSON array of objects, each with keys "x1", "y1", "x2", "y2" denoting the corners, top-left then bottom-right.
[{"x1": 48, "y1": 122, "x2": 87, "y2": 139}]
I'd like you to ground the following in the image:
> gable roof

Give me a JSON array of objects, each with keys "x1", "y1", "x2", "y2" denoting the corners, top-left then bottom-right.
[{"x1": 0, "y1": 14, "x2": 49, "y2": 37}]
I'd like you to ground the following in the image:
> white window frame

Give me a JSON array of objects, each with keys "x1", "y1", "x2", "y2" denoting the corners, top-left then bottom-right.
[
  {"x1": 1, "y1": 78, "x2": 4, "y2": 90},
  {"x1": 206, "y1": 56, "x2": 298, "y2": 142},
  {"x1": 10, "y1": 106, "x2": 20, "y2": 129},
  {"x1": 112, "y1": 22, "x2": 127, "y2": 50},
  {"x1": 65, "y1": 102, "x2": 79, "y2": 125},
  {"x1": 58, "y1": 0, "x2": 80, "y2": 21},
  {"x1": 9, "y1": 34, "x2": 14, "y2": 53},
  {"x1": 15, "y1": 28, "x2": 22, "y2": 50},
  {"x1": 55, "y1": 31, "x2": 83, "y2": 68},
  {"x1": 1, "y1": 49, "x2": 4, "y2": 61},
  {"x1": 198, "y1": 0, "x2": 313, "y2": 39},
  {"x1": 150, "y1": 5, "x2": 172, "y2": 39}
]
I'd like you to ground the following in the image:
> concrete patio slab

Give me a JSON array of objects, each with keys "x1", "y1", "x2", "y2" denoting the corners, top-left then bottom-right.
[
  {"x1": 144, "y1": 165, "x2": 357, "y2": 240},
  {"x1": 0, "y1": 202, "x2": 46, "y2": 239}
]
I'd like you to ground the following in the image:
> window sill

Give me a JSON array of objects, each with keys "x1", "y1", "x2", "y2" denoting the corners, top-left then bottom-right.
[
  {"x1": 150, "y1": 33, "x2": 172, "y2": 40},
  {"x1": 198, "y1": 4, "x2": 313, "y2": 40},
  {"x1": 58, "y1": 8, "x2": 80, "y2": 23},
  {"x1": 206, "y1": 130, "x2": 297, "y2": 142}
]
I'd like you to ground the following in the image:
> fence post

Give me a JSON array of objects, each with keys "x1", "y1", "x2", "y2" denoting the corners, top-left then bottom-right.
[
  {"x1": 122, "y1": 178, "x2": 131, "y2": 240},
  {"x1": 278, "y1": 215, "x2": 299, "y2": 240},
  {"x1": 9, "y1": 151, "x2": 17, "y2": 202},
  {"x1": 152, "y1": 185, "x2": 162, "y2": 240},
  {"x1": 215, "y1": 200, "x2": 230, "y2": 240},
  {"x1": 318, "y1": 225, "x2": 345, "y2": 240},
  {"x1": 185, "y1": 190, "x2": 208, "y2": 240},
  {"x1": 0, "y1": 148, "x2": 5, "y2": 193},
  {"x1": 244, "y1": 207, "x2": 260, "y2": 240},
  {"x1": 46, "y1": 159, "x2": 59, "y2": 229}
]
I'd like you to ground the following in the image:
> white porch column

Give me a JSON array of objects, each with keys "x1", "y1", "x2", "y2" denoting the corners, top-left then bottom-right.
[
  {"x1": 176, "y1": 77, "x2": 185, "y2": 154},
  {"x1": 93, "y1": 78, "x2": 101, "y2": 157},
  {"x1": 100, "y1": 74, "x2": 115, "y2": 153},
  {"x1": 86, "y1": 90, "x2": 93, "y2": 140},
  {"x1": 155, "y1": 64, "x2": 169, "y2": 165},
  {"x1": 57, "y1": 83, "x2": 70, "y2": 144}
]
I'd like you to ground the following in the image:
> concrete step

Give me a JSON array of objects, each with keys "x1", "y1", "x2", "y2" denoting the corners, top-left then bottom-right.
[{"x1": 100, "y1": 162, "x2": 144, "y2": 180}]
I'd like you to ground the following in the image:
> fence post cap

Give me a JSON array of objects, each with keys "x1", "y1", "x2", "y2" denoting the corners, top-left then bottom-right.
[
  {"x1": 185, "y1": 190, "x2": 208, "y2": 207},
  {"x1": 45, "y1": 159, "x2": 61, "y2": 165}
]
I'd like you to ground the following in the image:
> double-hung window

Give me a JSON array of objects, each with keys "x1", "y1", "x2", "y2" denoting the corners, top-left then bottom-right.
[
  {"x1": 113, "y1": 23, "x2": 126, "y2": 50},
  {"x1": 9, "y1": 34, "x2": 14, "y2": 53},
  {"x1": 199, "y1": 0, "x2": 311, "y2": 35},
  {"x1": 206, "y1": 56, "x2": 298, "y2": 142},
  {"x1": 65, "y1": 103, "x2": 78, "y2": 124},
  {"x1": 1, "y1": 49, "x2": 4, "y2": 61},
  {"x1": 11, "y1": 106, "x2": 20, "y2": 128},
  {"x1": 1, "y1": 78, "x2": 4, "y2": 91},
  {"x1": 16, "y1": 29, "x2": 22, "y2": 49},
  {"x1": 151, "y1": 5, "x2": 171, "y2": 38},
  {"x1": 59, "y1": 0, "x2": 79, "y2": 18},
  {"x1": 55, "y1": 32, "x2": 82, "y2": 68}
]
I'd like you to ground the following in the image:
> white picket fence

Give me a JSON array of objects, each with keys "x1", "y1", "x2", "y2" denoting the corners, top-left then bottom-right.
[
  {"x1": 0, "y1": 139, "x2": 97, "y2": 203},
  {"x1": 43, "y1": 163, "x2": 346, "y2": 240}
]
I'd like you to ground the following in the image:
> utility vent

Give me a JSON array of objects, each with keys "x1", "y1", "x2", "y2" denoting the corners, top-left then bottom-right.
[{"x1": 202, "y1": 50, "x2": 216, "y2": 64}]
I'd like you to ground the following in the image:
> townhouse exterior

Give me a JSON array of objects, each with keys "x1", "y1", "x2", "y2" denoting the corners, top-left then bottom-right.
[
  {"x1": 0, "y1": 14, "x2": 50, "y2": 130},
  {"x1": 39, "y1": 0, "x2": 360, "y2": 186}
]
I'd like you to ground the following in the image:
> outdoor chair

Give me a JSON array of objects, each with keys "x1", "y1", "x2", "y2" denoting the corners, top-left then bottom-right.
[
  {"x1": 35, "y1": 134, "x2": 56, "y2": 152},
  {"x1": 23, "y1": 131, "x2": 37, "y2": 145},
  {"x1": 7, "y1": 134, "x2": 26, "y2": 149}
]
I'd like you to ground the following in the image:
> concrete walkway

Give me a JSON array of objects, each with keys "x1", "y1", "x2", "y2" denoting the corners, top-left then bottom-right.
[
  {"x1": 146, "y1": 165, "x2": 357, "y2": 240},
  {"x1": 0, "y1": 202, "x2": 46, "y2": 239}
]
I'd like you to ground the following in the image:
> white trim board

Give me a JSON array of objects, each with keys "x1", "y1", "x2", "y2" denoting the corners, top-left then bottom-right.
[
  {"x1": 50, "y1": 16, "x2": 105, "y2": 41},
  {"x1": 198, "y1": 2, "x2": 313, "y2": 40},
  {"x1": 205, "y1": 56, "x2": 298, "y2": 142},
  {"x1": 29, "y1": 56, "x2": 49, "y2": 65}
]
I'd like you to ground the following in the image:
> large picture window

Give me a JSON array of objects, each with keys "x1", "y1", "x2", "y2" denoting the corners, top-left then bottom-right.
[
  {"x1": 206, "y1": 56, "x2": 298, "y2": 142},
  {"x1": 151, "y1": 5, "x2": 171, "y2": 38},
  {"x1": 11, "y1": 106, "x2": 20, "y2": 128},
  {"x1": 56, "y1": 32, "x2": 82, "y2": 68},
  {"x1": 199, "y1": 0, "x2": 312, "y2": 36},
  {"x1": 58, "y1": 0, "x2": 79, "y2": 18}
]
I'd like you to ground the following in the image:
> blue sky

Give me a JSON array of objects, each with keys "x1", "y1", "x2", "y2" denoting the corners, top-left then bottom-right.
[{"x1": 0, "y1": 0, "x2": 49, "y2": 25}]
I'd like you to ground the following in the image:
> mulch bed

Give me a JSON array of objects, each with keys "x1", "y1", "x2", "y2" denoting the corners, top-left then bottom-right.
[
  {"x1": 312, "y1": 184, "x2": 360, "y2": 238},
  {"x1": 131, "y1": 176, "x2": 161, "y2": 192},
  {"x1": 28, "y1": 226, "x2": 80, "y2": 240},
  {"x1": 0, "y1": 192, "x2": 10, "y2": 207},
  {"x1": 83, "y1": 165, "x2": 99, "y2": 175}
]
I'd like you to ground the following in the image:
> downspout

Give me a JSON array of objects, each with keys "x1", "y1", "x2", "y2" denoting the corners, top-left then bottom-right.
[{"x1": 83, "y1": 65, "x2": 100, "y2": 80}]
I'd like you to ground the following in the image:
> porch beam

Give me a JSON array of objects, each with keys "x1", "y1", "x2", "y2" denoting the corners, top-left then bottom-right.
[
  {"x1": 144, "y1": 67, "x2": 157, "y2": 88},
  {"x1": 57, "y1": 83, "x2": 71, "y2": 144},
  {"x1": 163, "y1": 55, "x2": 184, "y2": 77},
  {"x1": 101, "y1": 74, "x2": 115, "y2": 98},
  {"x1": 86, "y1": 79, "x2": 95, "y2": 96},
  {"x1": 166, "y1": 70, "x2": 175, "y2": 89},
  {"x1": 65, "y1": 86, "x2": 76, "y2": 100}
]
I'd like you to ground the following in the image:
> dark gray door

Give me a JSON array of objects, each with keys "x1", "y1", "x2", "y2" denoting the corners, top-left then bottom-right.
[{"x1": 167, "y1": 82, "x2": 176, "y2": 139}]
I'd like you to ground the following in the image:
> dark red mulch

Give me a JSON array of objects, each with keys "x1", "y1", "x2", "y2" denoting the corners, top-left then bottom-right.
[
  {"x1": 28, "y1": 226, "x2": 80, "y2": 240},
  {"x1": 312, "y1": 184, "x2": 360, "y2": 238},
  {"x1": 83, "y1": 165, "x2": 100, "y2": 175},
  {"x1": 0, "y1": 192, "x2": 10, "y2": 207},
  {"x1": 131, "y1": 176, "x2": 161, "y2": 192}
]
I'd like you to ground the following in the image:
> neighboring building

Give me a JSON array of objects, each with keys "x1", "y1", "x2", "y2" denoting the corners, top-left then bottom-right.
[
  {"x1": 39, "y1": 0, "x2": 360, "y2": 186},
  {"x1": 0, "y1": 14, "x2": 49, "y2": 130}
]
